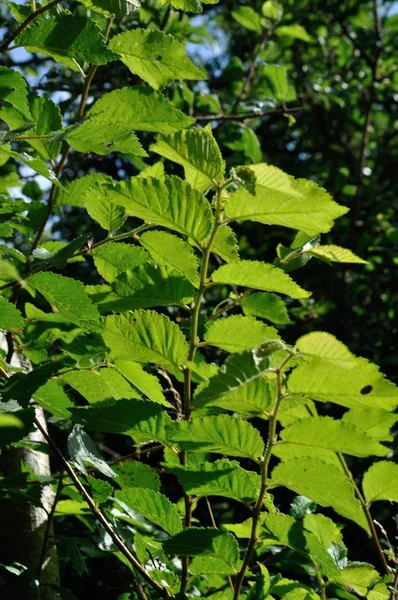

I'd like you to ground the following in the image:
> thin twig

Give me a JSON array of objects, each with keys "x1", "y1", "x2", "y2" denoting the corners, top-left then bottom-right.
[
  {"x1": 34, "y1": 418, "x2": 170, "y2": 597},
  {"x1": 194, "y1": 106, "x2": 306, "y2": 123},
  {"x1": 205, "y1": 497, "x2": 234, "y2": 593},
  {"x1": 336, "y1": 453, "x2": 389, "y2": 575},
  {"x1": 0, "y1": 0, "x2": 62, "y2": 53}
]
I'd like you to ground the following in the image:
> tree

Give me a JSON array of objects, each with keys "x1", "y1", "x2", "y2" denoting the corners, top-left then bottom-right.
[{"x1": 0, "y1": 1, "x2": 397, "y2": 599}]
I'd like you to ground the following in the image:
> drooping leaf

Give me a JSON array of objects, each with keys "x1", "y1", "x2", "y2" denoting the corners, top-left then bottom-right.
[
  {"x1": 224, "y1": 164, "x2": 348, "y2": 235},
  {"x1": 165, "y1": 458, "x2": 261, "y2": 503},
  {"x1": 139, "y1": 230, "x2": 200, "y2": 287},
  {"x1": 31, "y1": 234, "x2": 90, "y2": 268},
  {"x1": 150, "y1": 126, "x2": 225, "y2": 192},
  {"x1": 84, "y1": 190, "x2": 126, "y2": 233},
  {"x1": 116, "y1": 487, "x2": 181, "y2": 535},
  {"x1": 336, "y1": 563, "x2": 389, "y2": 600},
  {"x1": 0, "y1": 296, "x2": 24, "y2": 332},
  {"x1": 115, "y1": 360, "x2": 168, "y2": 406},
  {"x1": 102, "y1": 310, "x2": 188, "y2": 370},
  {"x1": 92, "y1": 243, "x2": 149, "y2": 283},
  {"x1": 270, "y1": 458, "x2": 368, "y2": 531},
  {"x1": 204, "y1": 315, "x2": 280, "y2": 353},
  {"x1": 71, "y1": 398, "x2": 171, "y2": 445},
  {"x1": 63, "y1": 368, "x2": 140, "y2": 404},
  {"x1": 109, "y1": 29, "x2": 205, "y2": 89},
  {"x1": 0, "y1": 67, "x2": 32, "y2": 121},
  {"x1": 112, "y1": 263, "x2": 195, "y2": 309},
  {"x1": 0, "y1": 147, "x2": 58, "y2": 184},
  {"x1": 56, "y1": 174, "x2": 112, "y2": 208},
  {"x1": 27, "y1": 96, "x2": 62, "y2": 160},
  {"x1": 163, "y1": 527, "x2": 239, "y2": 572},
  {"x1": 193, "y1": 346, "x2": 273, "y2": 410},
  {"x1": 280, "y1": 416, "x2": 389, "y2": 458},
  {"x1": 87, "y1": 475, "x2": 113, "y2": 504},
  {"x1": 211, "y1": 260, "x2": 311, "y2": 299},
  {"x1": 29, "y1": 272, "x2": 100, "y2": 327},
  {"x1": 242, "y1": 292, "x2": 290, "y2": 325},
  {"x1": 15, "y1": 15, "x2": 118, "y2": 70},
  {"x1": 288, "y1": 357, "x2": 398, "y2": 410},
  {"x1": 362, "y1": 461, "x2": 398, "y2": 505},
  {"x1": 87, "y1": 86, "x2": 194, "y2": 133},
  {"x1": 68, "y1": 425, "x2": 116, "y2": 478},
  {"x1": 160, "y1": 0, "x2": 218, "y2": 13},
  {"x1": 106, "y1": 175, "x2": 214, "y2": 244},
  {"x1": 33, "y1": 379, "x2": 74, "y2": 419},
  {"x1": 167, "y1": 414, "x2": 264, "y2": 459}
]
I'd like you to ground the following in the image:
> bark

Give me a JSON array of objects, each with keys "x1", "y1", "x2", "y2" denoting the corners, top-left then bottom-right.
[{"x1": 0, "y1": 334, "x2": 60, "y2": 600}]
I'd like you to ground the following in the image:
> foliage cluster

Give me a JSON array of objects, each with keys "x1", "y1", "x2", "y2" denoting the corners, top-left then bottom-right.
[{"x1": 0, "y1": 1, "x2": 397, "y2": 599}]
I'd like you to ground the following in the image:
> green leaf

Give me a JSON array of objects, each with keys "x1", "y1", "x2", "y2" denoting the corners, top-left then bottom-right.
[
  {"x1": 0, "y1": 147, "x2": 59, "y2": 185},
  {"x1": 87, "y1": 475, "x2": 113, "y2": 504},
  {"x1": 193, "y1": 347, "x2": 273, "y2": 411},
  {"x1": 165, "y1": 458, "x2": 260, "y2": 503},
  {"x1": 212, "y1": 225, "x2": 240, "y2": 262},
  {"x1": 0, "y1": 409, "x2": 34, "y2": 448},
  {"x1": 114, "y1": 460, "x2": 160, "y2": 492},
  {"x1": 242, "y1": 292, "x2": 290, "y2": 324},
  {"x1": 87, "y1": 86, "x2": 194, "y2": 133},
  {"x1": 63, "y1": 368, "x2": 140, "y2": 404},
  {"x1": 263, "y1": 64, "x2": 289, "y2": 102},
  {"x1": 33, "y1": 379, "x2": 74, "y2": 419},
  {"x1": 77, "y1": 0, "x2": 140, "y2": 17},
  {"x1": 336, "y1": 563, "x2": 389, "y2": 600},
  {"x1": 161, "y1": 0, "x2": 218, "y2": 12},
  {"x1": 102, "y1": 310, "x2": 188, "y2": 370},
  {"x1": 29, "y1": 272, "x2": 100, "y2": 327},
  {"x1": 232, "y1": 6, "x2": 262, "y2": 32},
  {"x1": 28, "y1": 96, "x2": 62, "y2": 160},
  {"x1": 276, "y1": 24, "x2": 312, "y2": 42},
  {"x1": 0, "y1": 296, "x2": 24, "y2": 332},
  {"x1": 0, "y1": 67, "x2": 32, "y2": 121},
  {"x1": 65, "y1": 118, "x2": 146, "y2": 157},
  {"x1": 225, "y1": 164, "x2": 348, "y2": 235},
  {"x1": 167, "y1": 414, "x2": 264, "y2": 459},
  {"x1": 84, "y1": 190, "x2": 126, "y2": 233},
  {"x1": 15, "y1": 15, "x2": 118, "y2": 70},
  {"x1": 288, "y1": 357, "x2": 398, "y2": 410},
  {"x1": 150, "y1": 126, "x2": 225, "y2": 192},
  {"x1": 308, "y1": 245, "x2": 367, "y2": 264},
  {"x1": 112, "y1": 263, "x2": 195, "y2": 309},
  {"x1": 71, "y1": 398, "x2": 171, "y2": 445},
  {"x1": 280, "y1": 416, "x2": 389, "y2": 458},
  {"x1": 211, "y1": 260, "x2": 311, "y2": 299},
  {"x1": 342, "y1": 408, "x2": 398, "y2": 441},
  {"x1": 204, "y1": 316, "x2": 280, "y2": 353},
  {"x1": 31, "y1": 234, "x2": 90, "y2": 268},
  {"x1": 163, "y1": 527, "x2": 239, "y2": 570},
  {"x1": 271, "y1": 458, "x2": 368, "y2": 531},
  {"x1": 116, "y1": 487, "x2": 181, "y2": 535},
  {"x1": 56, "y1": 174, "x2": 112, "y2": 208},
  {"x1": 106, "y1": 175, "x2": 214, "y2": 244},
  {"x1": 295, "y1": 332, "x2": 357, "y2": 366},
  {"x1": 362, "y1": 461, "x2": 398, "y2": 504},
  {"x1": 92, "y1": 243, "x2": 149, "y2": 283},
  {"x1": 109, "y1": 29, "x2": 205, "y2": 90},
  {"x1": 140, "y1": 230, "x2": 200, "y2": 287},
  {"x1": 115, "y1": 360, "x2": 168, "y2": 406}
]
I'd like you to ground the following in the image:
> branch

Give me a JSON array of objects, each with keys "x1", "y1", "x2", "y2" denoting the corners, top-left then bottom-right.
[
  {"x1": 0, "y1": 0, "x2": 63, "y2": 53},
  {"x1": 194, "y1": 106, "x2": 306, "y2": 123},
  {"x1": 34, "y1": 417, "x2": 171, "y2": 598}
]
